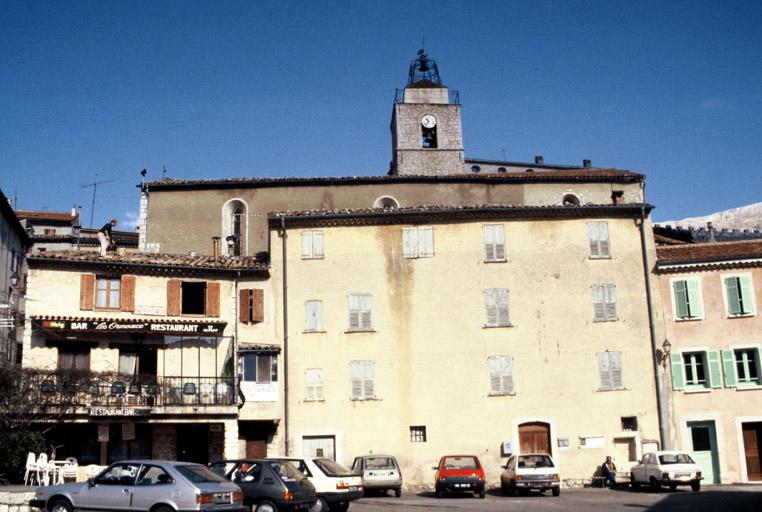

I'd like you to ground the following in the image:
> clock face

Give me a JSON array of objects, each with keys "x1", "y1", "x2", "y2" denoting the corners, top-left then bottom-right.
[{"x1": 421, "y1": 114, "x2": 437, "y2": 129}]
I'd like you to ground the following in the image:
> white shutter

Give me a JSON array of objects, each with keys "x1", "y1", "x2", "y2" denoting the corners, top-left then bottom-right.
[
  {"x1": 592, "y1": 285, "x2": 605, "y2": 321},
  {"x1": 350, "y1": 362, "x2": 362, "y2": 399},
  {"x1": 306, "y1": 369, "x2": 323, "y2": 401},
  {"x1": 312, "y1": 231, "x2": 324, "y2": 258},
  {"x1": 604, "y1": 284, "x2": 617, "y2": 320},
  {"x1": 305, "y1": 301, "x2": 323, "y2": 331},
  {"x1": 483, "y1": 225, "x2": 505, "y2": 261},
  {"x1": 348, "y1": 294, "x2": 360, "y2": 330},
  {"x1": 402, "y1": 228, "x2": 417, "y2": 258},
  {"x1": 503, "y1": 356, "x2": 514, "y2": 394},
  {"x1": 302, "y1": 231, "x2": 313, "y2": 258},
  {"x1": 495, "y1": 225, "x2": 506, "y2": 261},
  {"x1": 599, "y1": 222, "x2": 610, "y2": 257},
  {"x1": 610, "y1": 352, "x2": 623, "y2": 389},
  {"x1": 364, "y1": 362, "x2": 375, "y2": 398},
  {"x1": 483, "y1": 225, "x2": 495, "y2": 261},
  {"x1": 418, "y1": 227, "x2": 434, "y2": 257},
  {"x1": 497, "y1": 289, "x2": 510, "y2": 325},
  {"x1": 489, "y1": 357, "x2": 502, "y2": 394},
  {"x1": 485, "y1": 289, "x2": 498, "y2": 326},
  {"x1": 597, "y1": 352, "x2": 612, "y2": 390},
  {"x1": 587, "y1": 222, "x2": 600, "y2": 256}
]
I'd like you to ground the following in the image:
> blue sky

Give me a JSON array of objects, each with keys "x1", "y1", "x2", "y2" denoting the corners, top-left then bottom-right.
[{"x1": 1, "y1": 0, "x2": 760, "y2": 228}]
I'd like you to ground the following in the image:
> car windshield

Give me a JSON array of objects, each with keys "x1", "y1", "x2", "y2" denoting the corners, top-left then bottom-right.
[
  {"x1": 518, "y1": 455, "x2": 554, "y2": 468},
  {"x1": 365, "y1": 457, "x2": 396, "y2": 469},
  {"x1": 314, "y1": 459, "x2": 355, "y2": 477},
  {"x1": 659, "y1": 453, "x2": 695, "y2": 465},
  {"x1": 443, "y1": 456, "x2": 479, "y2": 469},
  {"x1": 175, "y1": 464, "x2": 229, "y2": 483},
  {"x1": 209, "y1": 462, "x2": 237, "y2": 477},
  {"x1": 268, "y1": 461, "x2": 306, "y2": 482}
]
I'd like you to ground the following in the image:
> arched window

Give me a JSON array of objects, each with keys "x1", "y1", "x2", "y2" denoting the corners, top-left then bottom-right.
[
  {"x1": 373, "y1": 196, "x2": 400, "y2": 209},
  {"x1": 562, "y1": 194, "x2": 580, "y2": 206},
  {"x1": 222, "y1": 199, "x2": 248, "y2": 256}
]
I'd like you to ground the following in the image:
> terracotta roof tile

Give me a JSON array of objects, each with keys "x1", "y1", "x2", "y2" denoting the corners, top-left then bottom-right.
[
  {"x1": 15, "y1": 210, "x2": 78, "y2": 222},
  {"x1": 27, "y1": 250, "x2": 268, "y2": 272},
  {"x1": 657, "y1": 239, "x2": 762, "y2": 263}
]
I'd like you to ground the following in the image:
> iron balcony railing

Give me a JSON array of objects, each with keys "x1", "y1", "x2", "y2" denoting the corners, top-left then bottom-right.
[{"x1": 29, "y1": 370, "x2": 237, "y2": 408}]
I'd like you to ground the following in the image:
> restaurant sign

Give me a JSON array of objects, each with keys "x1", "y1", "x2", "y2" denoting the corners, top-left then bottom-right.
[
  {"x1": 33, "y1": 318, "x2": 226, "y2": 335},
  {"x1": 90, "y1": 407, "x2": 151, "y2": 417}
]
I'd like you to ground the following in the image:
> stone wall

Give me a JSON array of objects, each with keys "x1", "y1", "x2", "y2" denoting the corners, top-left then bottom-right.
[{"x1": 0, "y1": 488, "x2": 35, "y2": 512}]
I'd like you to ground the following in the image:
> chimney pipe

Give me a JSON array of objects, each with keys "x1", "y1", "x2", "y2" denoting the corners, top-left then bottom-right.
[
  {"x1": 212, "y1": 236, "x2": 221, "y2": 261},
  {"x1": 583, "y1": 159, "x2": 591, "y2": 168},
  {"x1": 707, "y1": 222, "x2": 717, "y2": 243},
  {"x1": 534, "y1": 155, "x2": 544, "y2": 164}
]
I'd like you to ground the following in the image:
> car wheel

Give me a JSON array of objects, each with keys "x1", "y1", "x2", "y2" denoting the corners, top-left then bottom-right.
[
  {"x1": 309, "y1": 497, "x2": 329, "y2": 512},
  {"x1": 630, "y1": 474, "x2": 640, "y2": 490},
  {"x1": 691, "y1": 481, "x2": 701, "y2": 492},
  {"x1": 501, "y1": 482, "x2": 509, "y2": 495},
  {"x1": 478, "y1": 487, "x2": 485, "y2": 499},
  {"x1": 511, "y1": 481, "x2": 519, "y2": 497},
  {"x1": 649, "y1": 477, "x2": 660, "y2": 492},
  {"x1": 668, "y1": 484, "x2": 677, "y2": 491},
  {"x1": 394, "y1": 487, "x2": 401, "y2": 498},
  {"x1": 552, "y1": 486, "x2": 560, "y2": 497},
  {"x1": 154, "y1": 507, "x2": 173, "y2": 512},
  {"x1": 255, "y1": 501, "x2": 277, "y2": 512},
  {"x1": 435, "y1": 486, "x2": 443, "y2": 499},
  {"x1": 47, "y1": 499, "x2": 73, "y2": 512}
]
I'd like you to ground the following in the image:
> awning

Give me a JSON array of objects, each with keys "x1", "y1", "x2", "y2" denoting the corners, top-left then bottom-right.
[{"x1": 31, "y1": 316, "x2": 227, "y2": 335}]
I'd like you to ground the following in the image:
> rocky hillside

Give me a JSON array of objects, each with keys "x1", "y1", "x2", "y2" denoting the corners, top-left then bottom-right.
[{"x1": 659, "y1": 202, "x2": 762, "y2": 230}]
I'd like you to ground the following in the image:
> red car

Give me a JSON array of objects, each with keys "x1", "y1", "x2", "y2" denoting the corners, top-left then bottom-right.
[{"x1": 433, "y1": 455, "x2": 486, "y2": 499}]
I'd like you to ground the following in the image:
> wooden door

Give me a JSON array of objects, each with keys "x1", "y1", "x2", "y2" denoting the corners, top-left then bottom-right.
[
  {"x1": 742, "y1": 422, "x2": 762, "y2": 481},
  {"x1": 518, "y1": 422, "x2": 551, "y2": 454},
  {"x1": 246, "y1": 440, "x2": 268, "y2": 459}
]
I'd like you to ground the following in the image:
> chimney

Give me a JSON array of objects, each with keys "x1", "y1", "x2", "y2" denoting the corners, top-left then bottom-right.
[
  {"x1": 534, "y1": 155, "x2": 544, "y2": 164},
  {"x1": 707, "y1": 222, "x2": 717, "y2": 243},
  {"x1": 212, "y1": 237, "x2": 221, "y2": 262},
  {"x1": 583, "y1": 159, "x2": 592, "y2": 168},
  {"x1": 71, "y1": 204, "x2": 78, "y2": 217}
]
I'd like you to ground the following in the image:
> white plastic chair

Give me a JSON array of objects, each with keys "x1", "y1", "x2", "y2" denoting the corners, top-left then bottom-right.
[
  {"x1": 62, "y1": 463, "x2": 79, "y2": 482},
  {"x1": 23, "y1": 452, "x2": 38, "y2": 485},
  {"x1": 36, "y1": 452, "x2": 49, "y2": 486}
]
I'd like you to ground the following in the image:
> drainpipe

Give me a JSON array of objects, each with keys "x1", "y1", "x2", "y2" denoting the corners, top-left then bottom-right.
[
  {"x1": 639, "y1": 205, "x2": 669, "y2": 449},
  {"x1": 235, "y1": 270, "x2": 245, "y2": 410},
  {"x1": 280, "y1": 217, "x2": 290, "y2": 455}
]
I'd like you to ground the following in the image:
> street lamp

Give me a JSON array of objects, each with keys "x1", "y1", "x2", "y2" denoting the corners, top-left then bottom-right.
[
  {"x1": 9, "y1": 271, "x2": 19, "y2": 289},
  {"x1": 661, "y1": 339, "x2": 672, "y2": 366}
]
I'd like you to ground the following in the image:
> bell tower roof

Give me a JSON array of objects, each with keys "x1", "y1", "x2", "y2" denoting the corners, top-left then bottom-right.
[{"x1": 407, "y1": 49, "x2": 443, "y2": 88}]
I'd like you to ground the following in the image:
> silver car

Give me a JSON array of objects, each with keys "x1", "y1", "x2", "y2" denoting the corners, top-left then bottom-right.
[{"x1": 30, "y1": 459, "x2": 245, "y2": 512}]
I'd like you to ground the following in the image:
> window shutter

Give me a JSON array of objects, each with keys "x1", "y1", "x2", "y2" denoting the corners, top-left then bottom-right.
[
  {"x1": 610, "y1": 351, "x2": 623, "y2": 389},
  {"x1": 687, "y1": 280, "x2": 702, "y2": 317},
  {"x1": 587, "y1": 222, "x2": 600, "y2": 257},
  {"x1": 497, "y1": 289, "x2": 509, "y2": 325},
  {"x1": 167, "y1": 279, "x2": 181, "y2": 316},
  {"x1": 483, "y1": 225, "x2": 495, "y2": 261},
  {"x1": 120, "y1": 275, "x2": 136, "y2": 312},
  {"x1": 305, "y1": 301, "x2": 316, "y2": 331},
  {"x1": 485, "y1": 289, "x2": 498, "y2": 326},
  {"x1": 489, "y1": 358, "x2": 502, "y2": 394},
  {"x1": 364, "y1": 362, "x2": 375, "y2": 398},
  {"x1": 418, "y1": 227, "x2": 434, "y2": 257},
  {"x1": 350, "y1": 363, "x2": 362, "y2": 399},
  {"x1": 251, "y1": 289, "x2": 264, "y2": 322},
  {"x1": 670, "y1": 352, "x2": 684, "y2": 390},
  {"x1": 721, "y1": 349, "x2": 737, "y2": 387},
  {"x1": 495, "y1": 226, "x2": 506, "y2": 260},
  {"x1": 597, "y1": 352, "x2": 612, "y2": 390},
  {"x1": 599, "y1": 223, "x2": 610, "y2": 257},
  {"x1": 725, "y1": 277, "x2": 741, "y2": 315},
  {"x1": 739, "y1": 276, "x2": 754, "y2": 314},
  {"x1": 592, "y1": 285, "x2": 605, "y2": 321},
  {"x1": 206, "y1": 282, "x2": 220, "y2": 317},
  {"x1": 673, "y1": 281, "x2": 689, "y2": 318},
  {"x1": 312, "y1": 231, "x2": 324, "y2": 258},
  {"x1": 80, "y1": 273, "x2": 95, "y2": 310},
  {"x1": 402, "y1": 228, "x2": 417, "y2": 258},
  {"x1": 302, "y1": 231, "x2": 312, "y2": 258},
  {"x1": 503, "y1": 356, "x2": 514, "y2": 394},
  {"x1": 239, "y1": 289, "x2": 251, "y2": 323},
  {"x1": 604, "y1": 284, "x2": 617, "y2": 320},
  {"x1": 706, "y1": 350, "x2": 722, "y2": 388}
]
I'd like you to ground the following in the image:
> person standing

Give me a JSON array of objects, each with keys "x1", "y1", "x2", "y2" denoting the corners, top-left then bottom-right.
[
  {"x1": 601, "y1": 456, "x2": 617, "y2": 488},
  {"x1": 98, "y1": 219, "x2": 118, "y2": 255}
]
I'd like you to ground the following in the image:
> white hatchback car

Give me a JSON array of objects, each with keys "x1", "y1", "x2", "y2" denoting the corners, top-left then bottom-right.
[
  {"x1": 630, "y1": 451, "x2": 702, "y2": 491},
  {"x1": 500, "y1": 453, "x2": 561, "y2": 496},
  {"x1": 269, "y1": 458, "x2": 362, "y2": 512}
]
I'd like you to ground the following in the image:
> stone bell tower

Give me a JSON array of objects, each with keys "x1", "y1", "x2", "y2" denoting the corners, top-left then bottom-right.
[{"x1": 389, "y1": 49, "x2": 465, "y2": 176}]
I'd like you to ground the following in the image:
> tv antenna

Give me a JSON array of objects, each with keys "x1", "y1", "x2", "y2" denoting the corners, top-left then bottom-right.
[{"x1": 81, "y1": 177, "x2": 114, "y2": 228}]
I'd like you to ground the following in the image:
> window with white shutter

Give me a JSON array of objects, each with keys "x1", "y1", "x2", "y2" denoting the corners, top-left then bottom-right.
[
  {"x1": 484, "y1": 288, "x2": 510, "y2": 327},
  {"x1": 592, "y1": 284, "x2": 617, "y2": 322},
  {"x1": 305, "y1": 368, "x2": 324, "y2": 401},
  {"x1": 349, "y1": 360, "x2": 375, "y2": 400},
  {"x1": 302, "y1": 230, "x2": 324, "y2": 259},
  {"x1": 587, "y1": 222, "x2": 610, "y2": 258},
  {"x1": 402, "y1": 226, "x2": 434, "y2": 258},
  {"x1": 488, "y1": 356, "x2": 514, "y2": 395},
  {"x1": 597, "y1": 351, "x2": 624, "y2": 390},
  {"x1": 304, "y1": 300, "x2": 324, "y2": 332},
  {"x1": 347, "y1": 293, "x2": 373, "y2": 332},
  {"x1": 483, "y1": 224, "x2": 506, "y2": 262}
]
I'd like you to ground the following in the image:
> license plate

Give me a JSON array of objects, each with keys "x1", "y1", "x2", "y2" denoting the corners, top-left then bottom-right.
[
  {"x1": 214, "y1": 493, "x2": 230, "y2": 504},
  {"x1": 349, "y1": 486, "x2": 358, "y2": 492},
  {"x1": 456, "y1": 483, "x2": 470, "y2": 488},
  {"x1": 675, "y1": 473, "x2": 690, "y2": 479}
]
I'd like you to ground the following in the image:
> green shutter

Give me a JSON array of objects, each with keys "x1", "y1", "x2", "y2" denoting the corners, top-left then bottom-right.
[
  {"x1": 670, "y1": 352, "x2": 685, "y2": 390},
  {"x1": 725, "y1": 277, "x2": 742, "y2": 315},
  {"x1": 674, "y1": 281, "x2": 689, "y2": 318},
  {"x1": 707, "y1": 351, "x2": 722, "y2": 389},
  {"x1": 687, "y1": 280, "x2": 703, "y2": 318},
  {"x1": 721, "y1": 349, "x2": 737, "y2": 387},
  {"x1": 739, "y1": 276, "x2": 754, "y2": 314}
]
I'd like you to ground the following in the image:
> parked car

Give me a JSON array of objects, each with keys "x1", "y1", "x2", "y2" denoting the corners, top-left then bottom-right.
[
  {"x1": 351, "y1": 454, "x2": 402, "y2": 497},
  {"x1": 210, "y1": 459, "x2": 317, "y2": 512},
  {"x1": 269, "y1": 458, "x2": 362, "y2": 512},
  {"x1": 630, "y1": 451, "x2": 702, "y2": 491},
  {"x1": 500, "y1": 453, "x2": 560, "y2": 496},
  {"x1": 30, "y1": 459, "x2": 245, "y2": 512},
  {"x1": 432, "y1": 454, "x2": 485, "y2": 499}
]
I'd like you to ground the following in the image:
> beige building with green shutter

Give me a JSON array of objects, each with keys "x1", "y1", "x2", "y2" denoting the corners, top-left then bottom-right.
[
  {"x1": 268, "y1": 204, "x2": 666, "y2": 485},
  {"x1": 656, "y1": 239, "x2": 762, "y2": 484}
]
